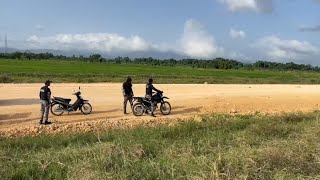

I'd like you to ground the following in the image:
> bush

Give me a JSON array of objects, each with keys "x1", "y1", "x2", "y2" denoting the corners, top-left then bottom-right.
[{"x1": 0, "y1": 74, "x2": 13, "y2": 83}]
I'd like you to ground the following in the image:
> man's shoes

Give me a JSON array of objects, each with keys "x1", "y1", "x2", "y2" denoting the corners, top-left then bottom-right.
[
  {"x1": 68, "y1": 107, "x2": 74, "y2": 111},
  {"x1": 39, "y1": 120, "x2": 52, "y2": 125},
  {"x1": 44, "y1": 121, "x2": 52, "y2": 125},
  {"x1": 151, "y1": 113, "x2": 156, "y2": 117}
]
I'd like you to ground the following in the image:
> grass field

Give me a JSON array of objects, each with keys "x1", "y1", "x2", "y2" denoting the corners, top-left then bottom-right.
[
  {"x1": 1, "y1": 112, "x2": 320, "y2": 179},
  {"x1": 2, "y1": 59, "x2": 320, "y2": 83}
]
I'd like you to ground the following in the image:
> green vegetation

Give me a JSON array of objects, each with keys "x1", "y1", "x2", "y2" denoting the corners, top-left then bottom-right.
[
  {"x1": 1, "y1": 52, "x2": 319, "y2": 72},
  {"x1": 2, "y1": 59, "x2": 320, "y2": 84},
  {"x1": 1, "y1": 112, "x2": 320, "y2": 179}
]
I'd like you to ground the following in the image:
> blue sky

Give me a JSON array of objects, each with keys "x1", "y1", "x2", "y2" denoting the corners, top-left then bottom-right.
[{"x1": 1, "y1": 0, "x2": 320, "y2": 64}]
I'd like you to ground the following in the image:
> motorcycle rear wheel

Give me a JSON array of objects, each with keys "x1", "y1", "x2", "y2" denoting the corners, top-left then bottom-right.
[
  {"x1": 132, "y1": 103, "x2": 145, "y2": 116},
  {"x1": 81, "y1": 103, "x2": 92, "y2": 115},
  {"x1": 51, "y1": 103, "x2": 64, "y2": 116}
]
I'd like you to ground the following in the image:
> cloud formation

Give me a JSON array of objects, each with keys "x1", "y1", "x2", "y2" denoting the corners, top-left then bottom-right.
[
  {"x1": 35, "y1": 24, "x2": 45, "y2": 31},
  {"x1": 253, "y1": 35, "x2": 319, "y2": 61},
  {"x1": 300, "y1": 25, "x2": 320, "y2": 32},
  {"x1": 25, "y1": 19, "x2": 224, "y2": 59},
  {"x1": 218, "y1": 0, "x2": 273, "y2": 13},
  {"x1": 180, "y1": 19, "x2": 224, "y2": 58},
  {"x1": 230, "y1": 28, "x2": 246, "y2": 39},
  {"x1": 26, "y1": 33, "x2": 151, "y2": 52}
]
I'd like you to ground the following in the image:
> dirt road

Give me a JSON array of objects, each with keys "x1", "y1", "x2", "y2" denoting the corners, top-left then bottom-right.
[{"x1": 1, "y1": 83, "x2": 320, "y2": 136}]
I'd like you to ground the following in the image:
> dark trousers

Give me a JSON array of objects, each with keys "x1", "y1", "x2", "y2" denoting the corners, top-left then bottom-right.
[
  {"x1": 123, "y1": 95, "x2": 133, "y2": 113},
  {"x1": 145, "y1": 94, "x2": 155, "y2": 113}
]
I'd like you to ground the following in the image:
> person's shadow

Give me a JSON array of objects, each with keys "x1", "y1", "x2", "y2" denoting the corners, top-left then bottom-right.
[{"x1": 168, "y1": 106, "x2": 201, "y2": 115}]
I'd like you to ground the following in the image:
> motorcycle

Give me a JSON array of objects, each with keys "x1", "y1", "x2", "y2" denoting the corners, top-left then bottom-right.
[
  {"x1": 50, "y1": 86, "x2": 92, "y2": 116},
  {"x1": 132, "y1": 91, "x2": 171, "y2": 116}
]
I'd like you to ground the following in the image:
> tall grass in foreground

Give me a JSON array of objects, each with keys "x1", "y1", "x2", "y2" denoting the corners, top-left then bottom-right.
[{"x1": 1, "y1": 112, "x2": 320, "y2": 179}]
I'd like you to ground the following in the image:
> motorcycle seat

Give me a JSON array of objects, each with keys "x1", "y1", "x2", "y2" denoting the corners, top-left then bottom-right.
[
  {"x1": 141, "y1": 98, "x2": 152, "y2": 103},
  {"x1": 54, "y1": 97, "x2": 72, "y2": 103},
  {"x1": 134, "y1": 97, "x2": 148, "y2": 102}
]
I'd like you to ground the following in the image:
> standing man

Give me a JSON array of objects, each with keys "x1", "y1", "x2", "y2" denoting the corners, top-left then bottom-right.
[
  {"x1": 39, "y1": 80, "x2": 52, "y2": 125},
  {"x1": 146, "y1": 78, "x2": 162, "y2": 117},
  {"x1": 123, "y1": 76, "x2": 134, "y2": 114}
]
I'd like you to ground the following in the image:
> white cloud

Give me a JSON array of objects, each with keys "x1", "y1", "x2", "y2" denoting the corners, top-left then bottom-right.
[
  {"x1": 35, "y1": 24, "x2": 45, "y2": 31},
  {"x1": 26, "y1": 33, "x2": 151, "y2": 52},
  {"x1": 227, "y1": 51, "x2": 249, "y2": 60},
  {"x1": 218, "y1": 0, "x2": 273, "y2": 13},
  {"x1": 300, "y1": 25, "x2": 320, "y2": 32},
  {"x1": 230, "y1": 28, "x2": 246, "y2": 39},
  {"x1": 25, "y1": 19, "x2": 224, "y2": 59},
  {"x1": 180, "y1": 19, "x2": 224, "y2": 58},
  {"x1": 253, "y1": 35, "x2": 319, "y2": 61}
]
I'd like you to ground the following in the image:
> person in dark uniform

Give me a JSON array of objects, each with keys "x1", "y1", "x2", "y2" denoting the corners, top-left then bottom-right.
[
  {"x1": 39, "y1": 80, "x2": 52, "y2": 125},
  {"x1": 122, "y1": 76, "x2": 134, "y2": 114},
  {"x1": 146, "y1": 78, "x2": 162, "y2": 117}
]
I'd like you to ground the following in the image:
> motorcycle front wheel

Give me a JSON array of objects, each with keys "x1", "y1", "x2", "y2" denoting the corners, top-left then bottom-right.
[
  {"x1": 81, "y1": 103, "x2": 92, "y2": 115},
  {"x1": 160, "y1": 101, "x2": 171, "y2": 115},
  {"x1": 51, "y1": 103, "x2": 64, "y2": 116},
  {"x1": 132, "y1": 103, "x2": 145, "y2": 116}
]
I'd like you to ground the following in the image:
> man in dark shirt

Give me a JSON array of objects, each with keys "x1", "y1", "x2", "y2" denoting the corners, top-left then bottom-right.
[
  {"x1": 146, "y1": 78, "x2": 161, "y2": 117},
  {"x1": 122, "y1": 76, "x2": 134, "y2": 114},
  {"x1": 39, "y1": 80, "x2": 52, "y2": 125}
]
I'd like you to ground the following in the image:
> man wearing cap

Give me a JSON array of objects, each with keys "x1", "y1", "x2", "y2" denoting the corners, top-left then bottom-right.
[
  {"x1": 122, "y1": 76, "x2": 134, "y2": 114},
  {"x1": 39, "y1": 80, "x2": 52, "y2": 125}
]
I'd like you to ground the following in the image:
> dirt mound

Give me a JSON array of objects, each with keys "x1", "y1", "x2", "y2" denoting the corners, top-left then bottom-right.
[{"x1": 0, "y1": 116, "x2": 194, "y2": 138}]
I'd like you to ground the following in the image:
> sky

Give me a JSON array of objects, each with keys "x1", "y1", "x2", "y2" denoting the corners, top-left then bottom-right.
[{"x1": 0, "y1": 0, "x2": 320, "y2": 64}]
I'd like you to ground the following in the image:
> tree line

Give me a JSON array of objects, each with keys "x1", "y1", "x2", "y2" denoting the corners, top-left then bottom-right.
[{"x1": 0, "y1": 52, "x2": 318, "y2": 72}]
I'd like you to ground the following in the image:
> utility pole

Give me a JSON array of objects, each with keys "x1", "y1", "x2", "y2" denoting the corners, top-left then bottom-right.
[{"x1": 4, "y1": 33, "x2": 8, "y2": 54}]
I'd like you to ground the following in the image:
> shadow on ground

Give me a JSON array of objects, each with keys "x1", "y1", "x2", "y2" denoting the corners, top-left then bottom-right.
[
  {"x1": 169, "y1": 106, "x2": 201, "y2": 115},
  {"x1": 0, "y1": 112, "x2": 38, "y2": 125},
  {"x1": 0, "y1": 112, "x2": 32, "y2": 121},
  {"x1": 0, "y1": 106, "x2": 202, "y2": 126},
  {"x1": 0, "y1": 99, "x2": 39, "y2": 106}
]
